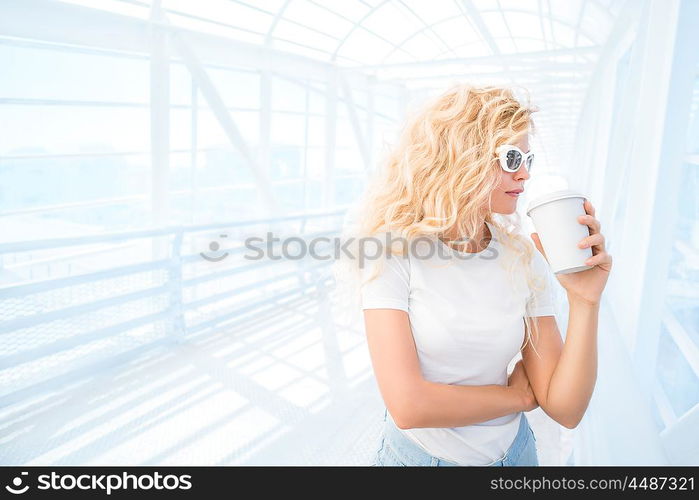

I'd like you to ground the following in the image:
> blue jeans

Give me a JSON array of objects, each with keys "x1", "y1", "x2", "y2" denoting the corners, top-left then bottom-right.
[{"x1": 372, "y1": 410, "x2": 539, "y2": 466}]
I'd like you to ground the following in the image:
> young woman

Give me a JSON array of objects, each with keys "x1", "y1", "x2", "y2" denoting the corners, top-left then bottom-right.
[{"x1": 333, "y1": 84, "x2": 612, "y2": 466}]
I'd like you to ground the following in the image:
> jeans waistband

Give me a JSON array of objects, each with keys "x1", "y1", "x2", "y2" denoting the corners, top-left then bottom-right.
[{"x1": 382, "y1": 410, "x2": 528, "y2": 466}]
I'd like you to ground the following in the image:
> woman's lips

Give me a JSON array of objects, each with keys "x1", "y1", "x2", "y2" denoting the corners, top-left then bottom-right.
[{"x1": 506, "y1": 191, "x2": 522, "y2": 197}]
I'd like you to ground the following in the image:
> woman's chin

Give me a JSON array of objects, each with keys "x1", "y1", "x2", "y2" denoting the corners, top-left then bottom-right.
[{"x1": 492, "y1": 203, "x2": 517, "y2": 215}]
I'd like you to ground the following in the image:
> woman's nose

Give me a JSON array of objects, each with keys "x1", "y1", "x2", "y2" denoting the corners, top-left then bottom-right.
[{"x1": 514, "y1": 164, "x2": 531, "y2": 181}]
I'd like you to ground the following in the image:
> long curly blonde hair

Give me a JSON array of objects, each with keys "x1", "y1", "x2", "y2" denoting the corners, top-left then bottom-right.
[{"x1": 331, "y1": 83, "x2": 547, "y2": 358}]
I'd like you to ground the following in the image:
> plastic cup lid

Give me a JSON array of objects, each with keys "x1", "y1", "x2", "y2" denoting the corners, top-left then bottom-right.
[{"x1": 525, "y1": 189, "x2": 586, "y2": 217}]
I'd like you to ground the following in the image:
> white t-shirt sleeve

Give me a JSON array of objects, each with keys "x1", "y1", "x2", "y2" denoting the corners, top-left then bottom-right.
[
  {"x1": 359, "y1": 251, "x2": 410, "y2": 313},
  {"x1": 525, "y1": 247, "x2": 557, "y2": 317}
]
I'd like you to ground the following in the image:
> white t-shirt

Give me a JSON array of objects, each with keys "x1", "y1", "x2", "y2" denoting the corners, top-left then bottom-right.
[{"x1": 360, "y1": 220, "x2": 557, "y2": 465}]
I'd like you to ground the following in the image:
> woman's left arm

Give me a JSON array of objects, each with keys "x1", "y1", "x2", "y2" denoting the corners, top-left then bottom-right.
[{"x1": 521, "y1": 199, "x2": 613, "y2": 429}]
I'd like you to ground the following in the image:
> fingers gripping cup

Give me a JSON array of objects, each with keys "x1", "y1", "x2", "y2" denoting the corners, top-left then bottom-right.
[{"x1": 525, "y1": 190, "x2": 594, "y2": 274}]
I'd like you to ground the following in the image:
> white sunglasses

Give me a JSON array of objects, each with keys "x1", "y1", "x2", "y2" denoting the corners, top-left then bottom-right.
[{"x1": 496, "y1": 144, "x2": 534, "y2": 173}]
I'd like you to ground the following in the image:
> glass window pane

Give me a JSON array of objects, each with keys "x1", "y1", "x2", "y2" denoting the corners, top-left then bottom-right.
[
  {"x1": 271, "y1": 113, "x2": 305, "y2": 146},
  {"x1": 207, "y1": 68, "x2": 260, "y2": 109},
  {"x1": 0, "y1": 45, "x2": 149, "y2": 103},
  {"x1": 197, "y1": 109, "x2": 259, "y2": 148},
  {"x1": 271, "y1": 146, "x2": 303, "y2": 179},
  {"x1": 334, "y1": 176, "x2": 365, "y2": 205},
  {"x1": 655, "y1": 325, "x2": 699, "y2": 418},
  {"x1": 659, "y1": 74, "x2": 699, "y2": 423},
  {"x1": 0, "y1": 105, "x2": 150, "y2": 155},
  {"x1": 273, "y1": 180, "x2": 305, "y2": 212},
  {"x1": 271, "y1": 78, "x2": 307, "y2": 113}
]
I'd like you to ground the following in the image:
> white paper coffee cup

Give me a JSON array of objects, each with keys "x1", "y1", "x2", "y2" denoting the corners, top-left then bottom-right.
[{"x1": 525, "y1": 190, "x2": 594, "y2": 274}]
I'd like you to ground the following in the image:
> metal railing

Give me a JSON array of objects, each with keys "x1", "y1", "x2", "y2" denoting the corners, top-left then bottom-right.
[{"x1": 0, "y1": 208, "x2": 347, "y2": 406}]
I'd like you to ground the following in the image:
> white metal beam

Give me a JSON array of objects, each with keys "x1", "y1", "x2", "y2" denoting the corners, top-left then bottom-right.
[
  {"x1": 323, "y1": 70, "x2": 338, "y2": 210},
  {"x1": 328, "y1": 0, "x2": 408, "y2": 62},
  {"x1": 0, "y1": 0, "x2": 337, "y2": 80},
  {"x1": 264, "y1": 0, "x2": 291, "y2": 45},
  {"x1": 396, "y1": 0, "x2": 457, "y2": 58},
  {"x1": 258, "y1": 70, "x2": 272, "y2": 212},
  {"x1": 386, "y1": 63, "x2": 595, "y2": 81},
  {"x1": 190, "y1": 77, "x2": 198, "y2": 224},
  {"x1": 458, "y1": 0, "x2": 501, "y2": 56},
  {"x1": 149, "y1": 0, "x2": 171, "y2": 242},
  {"x1": 339, "y1": 73, "x2": 371, "y2": 172},
  {"x1": 538, "y1": 0, "x2": 548, "y2": 51},
  {"x1": 354, "y1": 46, "x2": 600, "y2": 71}
]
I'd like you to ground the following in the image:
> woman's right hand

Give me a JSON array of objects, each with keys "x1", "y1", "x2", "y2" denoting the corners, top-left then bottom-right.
[{"x1": 508, "y1": 360, "x2": 538, "y2": 412}]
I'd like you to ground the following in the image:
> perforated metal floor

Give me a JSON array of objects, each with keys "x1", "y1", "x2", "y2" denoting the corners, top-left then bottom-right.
[{"x1": 0, "y1": 291, "x2": 572, "y2": 465}]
